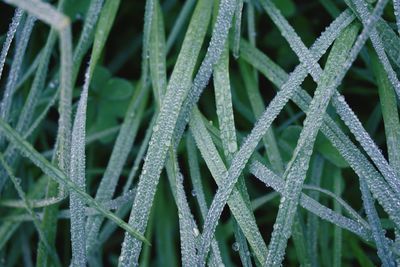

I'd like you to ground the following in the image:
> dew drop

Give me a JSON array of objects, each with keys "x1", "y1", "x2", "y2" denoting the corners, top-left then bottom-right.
[
  {"x1": 232, "y1": 242, "x2": 239, "y2": 251},
  {"x1": 75, "y1": 13, "x2": 83, "y2": 20},
  {"x1": 153, "y1": 124, "x2": 159, "y2": 132},
  {"x1": 191, "y1": 189, "x2": 197, "y2": 196},
  {"x1": 193, "y1": 227, "x2": 199, "y2": 237}
]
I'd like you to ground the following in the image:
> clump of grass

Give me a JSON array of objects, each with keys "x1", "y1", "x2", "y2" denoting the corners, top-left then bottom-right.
[{"x1": 0, "y1": 0, "x2": 399, "y2": 266}]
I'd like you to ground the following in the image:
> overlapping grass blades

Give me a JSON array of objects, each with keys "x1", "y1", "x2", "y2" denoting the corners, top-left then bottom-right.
[
  {"x1": 1, "y1": 0, "x2": 400, "y2": 265},
  {"x1": 119, "y1": 0, "x2": 213, "y2": 264}
]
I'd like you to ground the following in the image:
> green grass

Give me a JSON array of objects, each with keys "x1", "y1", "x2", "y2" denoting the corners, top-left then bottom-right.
[{"x1": 0, "y1": 0, "x2": 399, "y2": 266}]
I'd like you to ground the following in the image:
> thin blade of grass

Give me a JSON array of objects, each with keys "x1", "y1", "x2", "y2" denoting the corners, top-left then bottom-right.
[
  {"x1": 0, "y1": 117, "x2": 149, "y2": 245},
  {"x1": 0, "y1": 14, "x2": 35, "y2": 149},
  {"x1": 0, "y1": 154, "x2": 62, "y2": 267},
  {"x1": 232, "y1": 0, "x2": 243, "y2": 59},
  {"x1": 149, "y1": 0, "x2": 166, "y2": 107},
  {"x1": 0, "y1": 8, "x2": 23, "y2": 82},
  {"x1": 186, "y1": 134, "x2": 224, "y2": 266},
  {"x1": 263, "y1": 23, "x2": 359, "y2": 266},
  {"x1": 394, "y1": 0, "x2": 400, "y2": 34},
  {"x1": 306, "y1": 155, "x2": 324, "y2": 267},
  {"x1": 118, "y1": 0, "x2": 213, "y2": 264},
  {"x1": 249, "y1": 161, "x2": 371, "y2": 241},
  {"x1": 332, "y1": 169, "x2": 343, "y2": 267},
  {"x1": 190, "y1": 108, "x2": 268, "y2": 264},
  {"x1": 214, "y1": 39, "x2": 252, "y2": 266},
  {"x1": 196, "y1": 9, "x2": 357, "y2": 265},
  {"x1": 69, "y1": 65, "x2": 90, "y2": 266},
  {"x1": 359, "y1": 177, "x2": 396, "y2": 267}
]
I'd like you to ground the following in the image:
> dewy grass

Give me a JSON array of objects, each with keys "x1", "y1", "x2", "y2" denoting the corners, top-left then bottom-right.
[{"x1": 1, "y1": 0, "x2": 400, "y2": 266}]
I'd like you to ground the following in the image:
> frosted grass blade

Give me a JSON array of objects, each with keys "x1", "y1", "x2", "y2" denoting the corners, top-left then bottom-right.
[
  {"x1": 84, "y1": 0, "x2": 148, "y2": 255},
  {"x1": 0, "y1": 14, "x2": 36, "y2": 190},
  {"x1": 370, "y1": 50, "x2": 400, "y2": 178},
  {"x1": 214, "y1": 41, "x2": 252, "y2": 266},
  {"x1": 232, "y1": 0, "x2": 243, "y2": 59},
  {"x1": 168, "y1": 153, "x2": 198, "y2": 267},
  {"x1": 306, "y1": 156, "x2": 324, "y2": 267},
  {"x1": 250, "y1": 0, "x2": 400, "y2": 222},
  {"x1": 0, "y1": 154, "x2": 62, "y2": 267},
  {"x1": 0, "y1": 15, "x2": 35, "y2": 145},
  {"x1": 332, "y1": 170, "x2": 343, "y2": 267},
  {"x1": 0, "y1": 118, "x2": 149, "y2": 245},
  {"x1": 264, "y1": 24, "x2": 359, "y2": 267},
  {"x1": 89, "y1": 0, "x2": 120, "y2": 77},
  {"x1": 348, "y1": 0, "x2": 400, "y2": 102},
  {"x1": 71, "y1": 0, "x2": 104, "y2": 80},
  {"x1": 0, "y1": 8, "x2": 23, "y2": 82},
  {"x1": 174, "y1": 0, "x2": 237, "y2": 145},
  {"x1": 196, "y1": 10, "x2": 356, "y2": 265},
  {"x1": 165, "y1": 0, "x2": 196, "y2": 54},
  {"x1": 186, "y1": 135, "x2": 224, "y2": 266},
  {"x1": 394, "y1": 0, "x2": 400, "y2": 34},
  {"x1": 119, "y1": 0, "x2": 212, "y2": 264},
  {"x1": 249, "y1": 161, "x2": 371, "y2": 241},
  {"x1": 240, "y1": 41, "x2": 400, "y2": 229},
  {"x1": 149, "y1": 0, "x2": 167, "y2": 107},
  {"x1": 360, "y1": 177, "x2": 396, "y2": 267},
  {"x1": 69, "y1": 66, "x2": 90, "y2": 267},
  {"x1": 190, "y1": 109, "x2": 268, "y2": 264}
]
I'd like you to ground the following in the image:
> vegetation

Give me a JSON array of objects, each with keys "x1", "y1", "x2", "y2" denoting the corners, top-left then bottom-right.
[{"x1": 0, "y1": 0, "x2": 399, "y2": 266}]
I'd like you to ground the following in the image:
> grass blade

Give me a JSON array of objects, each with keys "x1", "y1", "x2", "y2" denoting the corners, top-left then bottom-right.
[
  {"x1": 69, "y1": 66, "x2": 90, "y2": 266},
  {"x1": 119, "y1": 0, "x2": 213, "y2": 264},
  {"x1": 196, "y1": 9, "x2": 356, "y2": 265},
  {"x1": 264, "y1": 24, "x2": 359, "y2": 266},
  {"x1": 0, "y1": 8, "x2": 23, "y2": 82},
  {"x1": 332, "y1": 169, "x2": 343, "y2": 267},
  {"x1": 359, "y1": 177, "x2": 396, "y2": 267},
  {"x1": 0, "y1": 117, "x2": 149, "y2": 245}
]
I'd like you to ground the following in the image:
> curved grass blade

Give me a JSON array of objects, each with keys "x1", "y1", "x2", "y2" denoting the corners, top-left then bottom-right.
[
  {"x1": 196, "y1": 9, "x2": 356, "y2": 265},
  {"x1": 240, "y1": 40, "x2": 400, "y2": 229},
  {"x1": 249, "y1": 161, "x2": 372, "y2": 241},
  {"x1": 214, "y1": 40, "x2": 252, "y2": 266},
  {"x1": 0, "y1": 154, "x2": 62, "y2": 267},
  {"x1": 84, "y1": 0, "x2": 149, "y2": 256},
  {"x1": 69, "y1": 66, "x2": 91, "y2": 267},
  {"x1": 394, "y1": 0, "x2": 400, "y2": 34},
  {"x1": 118, "y1": 0, "x2": 213, "y2": 264},
  {"x1": 88, "y1": 0, "x2": 120, "y2": 78},
  {"x1": 165, "y1": 0, "x2": 196, "y2": 54},
  {"x1": 0, "y1": 8, "x2": 23, "y2": 82},
  {"x1": 306, "y1": 155, "x2": 324, "y2": 267},
  {"x1": 369, "y1": 49, "x2": 400, "y2": 179},
  {"x1": 263, "y1": 23, "x2": 359, "y2": 267},
  {"x1": 0, "y1": 118, "x2": 149, "y2": 245},
  {"x1": 267, "y1": 0, "x2": 400, "y2": 199},
  {"x1": 347, "y1": 0, "x2": 400, "y2": 101},
  {"x1": 332, "y1": 169, "x2": 343, "y2": 267},
  {"x1": 0, "y1": 15, "x2": 35, "y2": 147},
  {"x1": 190, "y1": 108, "x2": 268, "y2": 265},
  {"x1": 173, "y1": 0, "x2": 237, "y2": 144},
  {"x1": 149, "y1": 0, "x2": 167, "y2": 107},
  {"x1": 359, "y1": 177, "x2": 396, "y2": 267},
  {"x1": 232, "y1": 0, "x2": 243, "y2": 59},
  {"x1": 186, "y1": 134, "x2": 224, "y2": 266}
]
